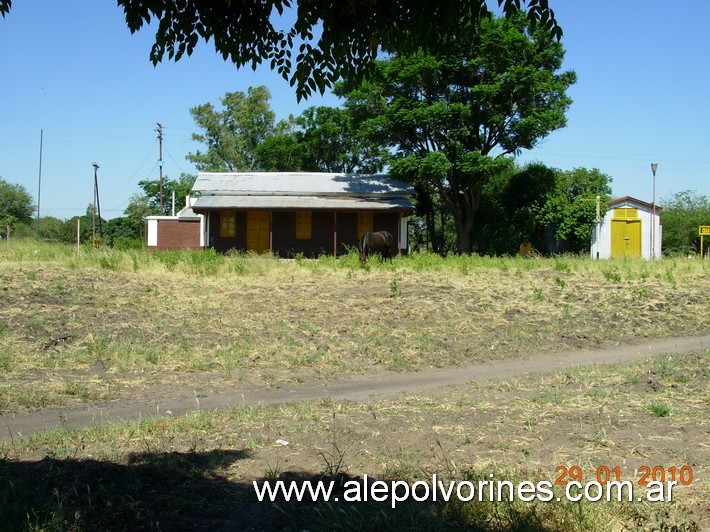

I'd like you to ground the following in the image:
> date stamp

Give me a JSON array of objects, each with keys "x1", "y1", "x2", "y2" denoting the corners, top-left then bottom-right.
[{"x1": 555, "y1": 465, "x2": 694, "y2": 487}]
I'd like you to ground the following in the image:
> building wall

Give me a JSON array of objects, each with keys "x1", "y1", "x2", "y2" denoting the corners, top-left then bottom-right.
[
  {"x1": 206, "y1": 209, "x2": 405, "y2": 257},
  {"x1": 148, "y1": 219, "x2": 202, "y2": 250}
]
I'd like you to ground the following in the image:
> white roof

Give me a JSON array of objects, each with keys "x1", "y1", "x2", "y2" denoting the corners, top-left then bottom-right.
[
  {"x1": 192, "y1": 172, "x2": 414, "y2": 198},
  {"x1": 192, "y1": 195, "x2": 412, "y2": 211}
]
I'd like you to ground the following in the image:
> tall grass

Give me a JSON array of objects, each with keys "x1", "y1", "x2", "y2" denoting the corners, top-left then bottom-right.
[{"x1": 1, "y1": 239, "x2": 707, "y2": 281}]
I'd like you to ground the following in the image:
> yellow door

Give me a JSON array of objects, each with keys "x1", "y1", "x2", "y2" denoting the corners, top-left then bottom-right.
[
  {"x1": 611, "y1": 219, "x2": 641, "y2": 258},
  {"x1": 246, "y1": 211, "x2": 270, "y2": 253},
  {"x1": 357, "y1": 212, "x2": 373, "y2": 239}
]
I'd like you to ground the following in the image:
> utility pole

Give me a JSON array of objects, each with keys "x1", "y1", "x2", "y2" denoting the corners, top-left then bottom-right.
[
  {"x1": 156, "y1": 123, "x2": 164, "y2": 214},
  {"x1": 36, "y1": 129, "x2": 43, "y2": 240},
  {"x1": 92, "y1": 162, "x2": 102, "y2": 243}
]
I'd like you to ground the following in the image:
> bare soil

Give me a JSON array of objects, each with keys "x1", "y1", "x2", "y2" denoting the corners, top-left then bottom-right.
[
  {"x1": 2, "y1": 334, "x2": 708, "y2": 440},
  {"x1": 0, "y1": 259, "x2": 708, "y2": 529}
]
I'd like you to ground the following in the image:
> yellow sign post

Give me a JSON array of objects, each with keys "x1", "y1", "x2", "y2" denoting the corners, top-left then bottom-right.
[{"x1": 700, "y1": 226, "x2": 710, "y2": 258}]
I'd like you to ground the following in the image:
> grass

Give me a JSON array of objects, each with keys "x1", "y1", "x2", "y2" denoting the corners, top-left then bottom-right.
[
  {"x1": 0, "y1": 350, "x2": 707, "y2": 530},
  {"x1": 0, "y1": 241, "x2": 708, "y2": 528}
]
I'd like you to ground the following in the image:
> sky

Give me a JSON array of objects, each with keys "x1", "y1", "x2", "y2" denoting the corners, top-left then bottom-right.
[{"x1": 0, "y1": 0, "x2": 708, "y2": 221}]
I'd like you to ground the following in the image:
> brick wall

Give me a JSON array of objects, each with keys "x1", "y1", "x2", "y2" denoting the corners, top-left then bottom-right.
[{"x1": 149, "y1": 219, "x2": 201, "y2": 250}]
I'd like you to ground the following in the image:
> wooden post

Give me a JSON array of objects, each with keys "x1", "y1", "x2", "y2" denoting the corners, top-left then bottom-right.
[
  {"x1": 269, "y1": 211, "x2": 273, "y2": 253},
  {"x1": 398, "y1": 212, "x2": 403, "y2": 256},
  {"x1": 333, "y1": 211, "x2": 338, "y2": 258}
]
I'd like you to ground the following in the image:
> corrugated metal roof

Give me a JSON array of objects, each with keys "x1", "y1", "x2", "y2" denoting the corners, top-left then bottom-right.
[
  {"x1": 193, "y1": 172, "x2": 414, "y2": 197},
  {"x1": 192, "y1": 195, "x2": 413, "y2": 211},
  {"x1": 608, "y1": 196, "x2": 663, "y2": 211}
]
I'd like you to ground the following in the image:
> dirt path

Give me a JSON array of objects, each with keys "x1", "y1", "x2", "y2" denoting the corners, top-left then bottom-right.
[{"x1": 2, "y1": 334, "x2": 708, "y2": 442}]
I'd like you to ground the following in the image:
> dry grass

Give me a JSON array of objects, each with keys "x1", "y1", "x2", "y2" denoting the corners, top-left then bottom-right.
[
  {"x1": 1, "y1": 350, "x2": 707, "y2": 530},
  {"x1": 0, "y1": 242, "x2": 708, "y2": 528},
  {"x1": 1, "y1": 243, "x2": 708, "y2": 412}
]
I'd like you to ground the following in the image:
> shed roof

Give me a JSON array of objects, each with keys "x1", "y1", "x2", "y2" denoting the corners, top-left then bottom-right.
[
  {"x1": 192, "y1": 172, "x2": 414, "y2": 198},
  {"x1": 608, "y1": 196, "x2": 663, "y2": 211}
]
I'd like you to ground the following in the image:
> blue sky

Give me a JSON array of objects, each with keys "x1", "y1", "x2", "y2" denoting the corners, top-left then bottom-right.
[{"x1": 1, "y1": 0, "x2": 708, "y2": 220}]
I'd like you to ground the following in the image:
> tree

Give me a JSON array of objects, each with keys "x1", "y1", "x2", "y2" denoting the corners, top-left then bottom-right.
[
  {"x1": 188, "y1": 87, "x2": 285, "y2": 172},
  {"x1": 296, "y1": 106, "x2": 386, "y2": 173},
  {"x1": 255, "y1": 106, "x2": 387, "y2": 173},
  {"x1": 136, "y1": 173, "x2": 196, "y2": 216},
  {"x1": 540, "y1": 167, "x2": 612, "y2": 253},
  {"x1": 0, "y1": 1, "x2": 560, "y2": 100},
  {"x1": 660, "y1": 190, "x2": 710, "y2": 256},
  {"x1": 474, "y1": 165, "x2": 612, "y2": 255},
  {"x1": 0, "y1": 177, "x2": 34, "y2": 241},
  {"x1": 103, "y1": 216, "x2": 145, "y2": 249},
  {"x1": 341, "y1": 14, "x2": 576, "y2": 253},
  {"x1": 36, "y1": 216, "x2": 66, "y2": 242},
  {"x1": 118, "y1": 173, "x2": 197, "y2": 242},
  {"x1": 122, "y1": 193, "x2": 153, "y2": 241}
]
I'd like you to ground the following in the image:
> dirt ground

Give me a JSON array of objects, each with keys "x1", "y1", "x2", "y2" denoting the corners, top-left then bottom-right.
[
  {"x1": 2, "y1": 334, "x2": 708, "y2": 440},
  {"x1": 1, "y1": 261, "x2": 708, "y2": 411},
  {"x1": 0, "y1": 259, "x2": 708, "y2": 529}
]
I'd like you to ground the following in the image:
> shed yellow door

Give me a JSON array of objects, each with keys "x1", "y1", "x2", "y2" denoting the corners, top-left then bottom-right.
[
  {"x1": 246, "y1": 211, "x2": 270, "y2": 253},
  {"x1": 611, "y1": 219, "x2": 641, "y2": 258}
]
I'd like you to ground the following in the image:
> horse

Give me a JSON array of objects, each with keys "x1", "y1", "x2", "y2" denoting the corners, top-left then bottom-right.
[{"x1": 359, "y1": 231, "x2": 395, "y2": 262}]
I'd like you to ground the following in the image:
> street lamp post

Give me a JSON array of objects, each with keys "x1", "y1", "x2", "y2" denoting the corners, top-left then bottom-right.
[{"x1": 651, "y1": 163, "x2": 658, "y2": 259}]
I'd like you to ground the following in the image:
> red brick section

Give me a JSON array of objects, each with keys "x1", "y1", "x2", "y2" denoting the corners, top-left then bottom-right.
[{"x1": 150, "y1": 220, "x2": 202, "y2": 250}]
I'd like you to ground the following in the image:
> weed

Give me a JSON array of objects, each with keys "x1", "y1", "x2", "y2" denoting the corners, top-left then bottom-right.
[
  {"x1": 389, "y1": 277, "x2": 401, "y2": 298},
  {"x1": 98, "y1": 250, "x2": 121, "y2": 271},
  {"x1": 665, "y1": 268, "x2": 677, "y2": 287},
  {"x1": 650, "y1": 404, "x2": 670, "y2": 418},
  {"x1": 603, "y1": 268, "x2": 622, "y2": 283},
  {"x1": 555, "y1": 276, "x2": 567, "y2": 288},
  {"x1": 554, "y1": 259, "x2": 572, "y2": 273},
  {"x1": 318, "y1": 441, "x2": 353, "y2": 478},
  {"x1": 264, "y1": 459, "x2": 283, "y2": 480}
]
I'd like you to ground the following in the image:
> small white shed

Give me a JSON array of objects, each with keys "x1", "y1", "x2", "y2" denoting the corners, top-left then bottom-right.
[{"x1": 591, "y1": 196, "x2": 662, "y2": 259}]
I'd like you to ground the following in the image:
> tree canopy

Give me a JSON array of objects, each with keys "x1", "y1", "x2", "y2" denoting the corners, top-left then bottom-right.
[
  {"x1": 0, "y1": 1, "x2": 560, "y2": 100},
  {"x1": 660, "y1": 190, "x2": 710, "y2": 256},
  {"x1": 187, "y1": 87, "x2": 287, "y2": 172},
  {"x1": 0, "y1": 177, "x2": 34, "y2": 240},
  {"x1": 340, "y1": 13, "x2": 576, "y2": 252},
  {"x1": 256, "y1": 106, "x2": 387, "y2": 173}
]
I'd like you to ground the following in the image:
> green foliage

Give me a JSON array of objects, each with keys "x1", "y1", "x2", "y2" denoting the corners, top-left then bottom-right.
[
  {"x1": 474, "y1": 165, "x2": 611, "y2": 255},
  {"x1": 99, "y1": 0, "x2": 563, "y2": 101},
  {"x1": 660, "y1": 190, "x2": 710, "y2": 256},
  {"x1": 135, "y1": 173, "x2": 196, "y2": 216},
  {"x1": 188, "y1": 87, "x2": 281, "y2": 172},
  {"x1": 256, "y1": 105, "x2": 387, "y2": 173},
  {"x1": 340, "y1": 14, "x2": 575, "y2": 253},
  {"x1": 0, "y1": 177, "x2": 34, "y2": 240},
  {"x1": 650, "y1": 404, "x2": 670, "y2": 418},
  {"x1": 542, "y1": 167, "x2": 612, "y2": 251}
]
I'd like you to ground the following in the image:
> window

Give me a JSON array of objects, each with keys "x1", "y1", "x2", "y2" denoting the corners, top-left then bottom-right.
[
  {"x1": 358, "y1": 212, "x2": 373, "y2": 238},
  {"x1": 613, "y1": 208, "x2": 639, "y2": 220},
  {"x1": 296, "y1": 211, "x2": 312, "y2": 240},
  {"x1": 220, "y1": 211, "x2": 236, "y2": 237}
]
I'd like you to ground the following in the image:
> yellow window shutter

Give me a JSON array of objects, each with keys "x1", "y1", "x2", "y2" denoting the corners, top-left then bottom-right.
[
  {"x1": 220, "y1": 212, "x2": 236, "y2": 237},
  {"x1": 296, "y1": 211, "x2": 312, "y2": 239}
]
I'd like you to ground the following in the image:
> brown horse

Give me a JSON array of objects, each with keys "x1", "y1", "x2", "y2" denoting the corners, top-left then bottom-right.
[{"x1": 359, "y1": 231, "x2": 395, "y2": 262}]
